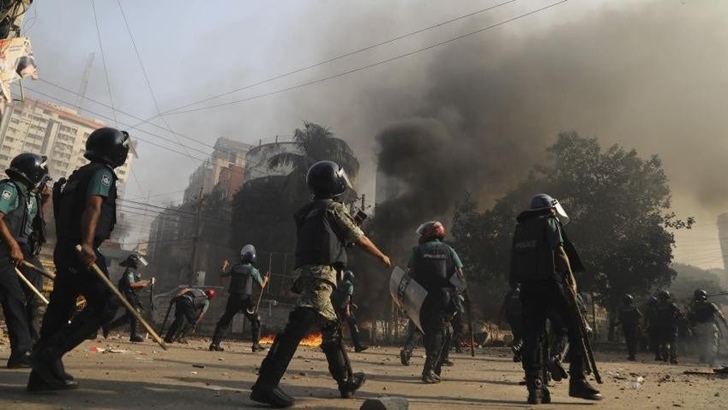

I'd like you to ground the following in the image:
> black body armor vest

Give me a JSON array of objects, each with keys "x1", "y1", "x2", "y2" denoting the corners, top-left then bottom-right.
[
  {"x1": 228, "y1": 263, "x2": 254, "y2": 295},
  {"x1": 55, "y1": 163, "x2": 117, "y2": 245},
  {"x1": 411, "y1": 241, "x2": 455, "y2": 292},
  {"x1": 184, "y1": 288, "x2": 207, "y2": 311},
  {"x1": 509, "y1": 213, "x2": 557, "y2": 283},
  {"x1": 692, "y1": 301, "x2": 718, "y2": 324},
  {"x1": 293, "y1": 199, "x2": 346, "y2": 268}
]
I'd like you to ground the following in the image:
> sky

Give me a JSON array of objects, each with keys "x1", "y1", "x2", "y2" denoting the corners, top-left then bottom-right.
[{"x1": 17, "y1": 0, "x2": 728, "y2": 270}]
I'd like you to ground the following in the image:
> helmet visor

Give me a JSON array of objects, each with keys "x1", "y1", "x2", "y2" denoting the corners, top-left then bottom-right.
[
  {"x1": 137, "y1": 255, "x2": 149, "y2": 267},
  {"x1": 553, "y1": 200, "x2": 570, "y2": 225}
]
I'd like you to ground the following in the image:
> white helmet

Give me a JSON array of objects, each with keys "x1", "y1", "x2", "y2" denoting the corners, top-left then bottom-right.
[{"x1": 529, "y1": 193, "x2": 570, "y2": 225}]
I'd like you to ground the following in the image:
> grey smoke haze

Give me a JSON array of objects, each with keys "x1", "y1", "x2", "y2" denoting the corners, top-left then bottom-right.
[{"x1": 24, "y1": 1, "x2": 728, "y2": 267}]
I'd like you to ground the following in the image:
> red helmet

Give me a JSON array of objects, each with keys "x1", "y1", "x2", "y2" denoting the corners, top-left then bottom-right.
[
  {"x1": 416, "y1": 221, "x2": 446, "y2": 243},
  {"x1": 205, "y1": 289, "x2": 217, "y2": 299}
]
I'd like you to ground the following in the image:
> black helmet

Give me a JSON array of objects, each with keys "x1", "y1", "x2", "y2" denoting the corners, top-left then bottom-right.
[
  {"x1": 6, "y1": 153, "x2": 49, "y2": 189},
  {"x1": 343, "y1": 270, "x2": 354, "y2": 281},
  {"x1": 306, "y1": 160, "x2": 351, "y2": 199},
  {"x1": 622, "y1": 294, "x2": 633, "y2": 306},
  {"x1": 657, "y1": 290, "x2": 671, "y2": 302},
  {"x1": 694, "y1": 289, "x2": 708, "y2": 301},
  {"x1": 240, "y1": 244, "x2": 256, "y2": 264},
  {"x1": 85, "y1": 127, "x2": 130, "y2": 168},
  {"x1": 119, "y1": 253, "x2": 148, "y2": 268}
]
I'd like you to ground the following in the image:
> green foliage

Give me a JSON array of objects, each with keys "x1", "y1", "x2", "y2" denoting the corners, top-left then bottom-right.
[{"x1": 452, "y1": 132, "x2": 692, "y2": 313}]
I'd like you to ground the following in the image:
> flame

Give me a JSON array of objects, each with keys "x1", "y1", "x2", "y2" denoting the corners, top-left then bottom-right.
[{"x1": 258, "y1": 332, "x2": 322, "y2": 347}]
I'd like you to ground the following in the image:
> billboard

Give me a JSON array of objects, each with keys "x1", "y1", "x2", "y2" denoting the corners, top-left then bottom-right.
[{"x1": 0, "y1": 36, "x2": 37, "y2": 114}]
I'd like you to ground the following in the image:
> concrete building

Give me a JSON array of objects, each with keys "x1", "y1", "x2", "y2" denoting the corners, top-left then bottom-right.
[
  {"x1": 182, "y1": 137, "x2": 252, "y2": 203},
  {"x1": 243, "y1": 136, "x2": 298, "y2": 183},
  {"x1": 0, "y1": 98, "x2": 134, "y2": 196},
  {"x1": 718, "y1": 213, "x2": 728, "y2": 271}
]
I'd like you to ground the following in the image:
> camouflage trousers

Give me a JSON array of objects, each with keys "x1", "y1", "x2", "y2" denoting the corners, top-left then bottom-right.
[{"x1": 291, "y1": 265, "x2": 338, "y2": 321}]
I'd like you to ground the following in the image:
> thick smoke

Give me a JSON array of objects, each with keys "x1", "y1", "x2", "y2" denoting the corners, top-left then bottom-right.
[{"x1": 360, "y1": 1, "x2": 728, "y2": 263}]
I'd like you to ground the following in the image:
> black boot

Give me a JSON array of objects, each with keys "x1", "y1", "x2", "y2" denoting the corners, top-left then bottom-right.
[
  {"x1": 569, "y1": 377, "x2": 603, "y2": 401},
  {"x1": 526, "y1": 376, "x2": 544, "y2": 405},
  {"x1": 250, "y1": 384, "x2": 295, "y2": 408},
  {"x1": 400, "y1": 348, "x2": 411, "y2": 366},
  {"x1": 339, "y1": 372, "x2": 366, "y2": 398},
  {"x1": 209, "y1": 343, "x2": 224, "y2": 351}
]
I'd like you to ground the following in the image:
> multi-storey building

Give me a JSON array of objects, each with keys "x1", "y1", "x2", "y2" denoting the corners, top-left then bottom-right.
[
  {"x1": 0, "y1": 98, "x2": 134, "y2": 196},
  {"x1": 182, "y1": 137, "x2": 252, "y2": 203}
]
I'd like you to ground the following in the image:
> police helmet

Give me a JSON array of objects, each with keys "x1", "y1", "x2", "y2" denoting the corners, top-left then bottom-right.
[
  {"x1": 416, "y1": 221, "x2": 446, "y2": 242},
  {"x1": 528, "y1": 193, "x2": 570, "y2": 225},
  {"x1": 694, "y1": 289, "x2": 708, "y2": 301},
  {"x1": 84, "y1": 127, "x2": 131, "y2": 168},
  {"x1": 622, "y1": 294, "x2": 633, "y2": 306},
  {"x1": 205, "y1": 289, "x2": 217, "y2": 299},
  {"x1": 306, "y1": 160, "x2": 352, "y2": 199},
  {"x1": 648, "y1": 296, "x2": 658, "y2": 305},
  {"x1": 510, "y1": 282, "x2": 521, "y2": 292},
  {"x1": 343, "y1": 270, "x2": 354, "y2": 282},
  {"x1": 657, "y1": 290, "x2": 671, "y2": 302},
  {"x1": 120, "y1": 253, "x2": 148, "y2": 268},
  {"x1": 6, "y1": 153, "x2": 49, "y2": 189},
  {"x1": 240, "y1": 244, "x2": 256, "y2": 264}
]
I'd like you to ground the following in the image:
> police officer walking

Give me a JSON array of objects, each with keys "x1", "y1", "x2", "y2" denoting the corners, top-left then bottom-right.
[
  {"x1": 654, "y1": 290, "x2": 680, "y2": 364},
  {"x1": 509, "y1": 193, "x2": 602, "y2": 404},
  {"x1": 0, "y1": 153, "x2": 50, "y2": 368},
  {"x1": 689, "y1": 289, "x2": 727, "y2": 366},
  {"x1": 105, "y1": 253, "x2": 150, "y2": 342},
  {"x1": 164, "y1": 287, "x2": 217, "y2": 344},
  {"x1": 250, "y1": 160, "x2": 391, "y2": 408},
  {"x1": 616, "y1": 294, "x2": 642, "y2": 361},
  {"x1": 28, "y1": 128, "x2": 130, "y2": 392},
  {"x1": 209, "y1": 244, "x2": 269, "y2": 352},
  {"x1": 408, "y1": 220, "x2": 463, "y2": 384},
  {"x1": 332, "y1": 270, "x2": 367, "y2": 352}
]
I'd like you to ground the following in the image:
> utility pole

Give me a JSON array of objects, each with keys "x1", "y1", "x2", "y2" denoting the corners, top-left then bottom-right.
[{"x1": 189, "y1": 185, "x2": 204, "y2": 283}]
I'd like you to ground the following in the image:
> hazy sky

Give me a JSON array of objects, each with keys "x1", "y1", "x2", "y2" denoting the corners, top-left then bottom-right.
[{"x1": 19, "y1": 0, "x2": 728, "y2": 269}]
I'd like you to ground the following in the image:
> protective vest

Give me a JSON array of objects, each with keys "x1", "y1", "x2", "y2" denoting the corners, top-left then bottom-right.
[
  {"x1": 655, "y1": 302, "x2": 679, "y2": 326},
  {"x1": 184, "y1": 288, "x2": 208, "y2": 311},
  {"x1": 509, "y1": 213, "x2": 557, "y2": 283},
  {"x1": 410, "y1": 240, "x2": 455, "y2": 292},
  {"x1": 294, "y1": 199, "x2": 346, "y2": 268},
  {"x1": 0, "y1": 179, "x2": 39, "y2": 244},
  {"x1": 228, "y1": 263, "x2": 254, "y2": 296},
  {"x1": 619, "y1": 306, "x2": 641, "y2": 326},
  {"x1": 691, "y1": 301, "x2": 718, "y2": 324},
  {"x1": 55, "y1": 163, "x2": 118, "y2": 244},
  {"x1": 333, "y1": 279, "x2": 353, "y2": 309},
  {"x1": 118, "y1": 267, "x2": 140, "y2": 298}
]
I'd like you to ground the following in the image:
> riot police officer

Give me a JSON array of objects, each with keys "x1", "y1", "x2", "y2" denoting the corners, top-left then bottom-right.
[
  {"x1": 332, "y1": 270, "x2": 367, "y2": 352},
  {"x1": 689, "y1": 289, "x2": 727, "y2": 366},
  {"x1": 250, "y1": 160, "x2": 391, "y2": 408},
  {"x1": 616, "y1": 294, "x2": 642, "y2": 361},
  {"x1": 509, "y1": 193, "x2": 601, "y2": 404},
  {"x1": 164, "y1": 288, "x2": 217, "y2": 343},
  {"x1": 28, "y1": 127, "x2": 130, "y2": 392},
  {"x1": 407, "y1": 220, "x2": 463, "y2": 384},
  {"x1": 209, "y1": 244, "x2": 269, "y2": 352},
  {"x1": 654, "y1": 290, "x2": 680, "y2": 363},
  {"x1": 0, "y1": 153, "x2": 50, "y2": 368},
  {"x1": 105, "y1": 253, "x2": 149, "y2": 342}
]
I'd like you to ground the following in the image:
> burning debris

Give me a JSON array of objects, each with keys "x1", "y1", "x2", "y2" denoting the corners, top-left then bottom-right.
[{"x1": 258, "y1": 332, "x2": 323, "y2": 347}]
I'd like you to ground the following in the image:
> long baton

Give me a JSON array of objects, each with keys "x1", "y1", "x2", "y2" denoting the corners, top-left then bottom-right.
[
  {"x1": 159, "y1": 300, "x2": 174, "y2": 335},
  {"x1": 15, "y1": 267, "x2": 49, "y2": 304},
  {"x1": 75, "y1": 245, "x2": 168, "y2": 350},
  {"x1": 20, "y1": 260, "x2": 56, "y2": 281},
  {"x1": 248, "y1": 272, "x2": 270, "y2": 315}
]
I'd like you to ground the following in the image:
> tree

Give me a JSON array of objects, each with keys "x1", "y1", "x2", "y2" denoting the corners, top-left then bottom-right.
[
  {"x1": 451, "y1": 132, "x2": 693, "y2": 336},
  {"x1": 267, "y1": 121, "x2": 360, "y2": 204}
]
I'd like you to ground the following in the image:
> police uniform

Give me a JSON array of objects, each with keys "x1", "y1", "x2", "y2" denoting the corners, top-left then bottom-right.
[
  {"x1": 106, "y1": 265, "x2": 144, "y2": 341},
  {"x1": 252, "y1": 199, "x2": 365, "y2": 403},
  {"x1": 164, "y1": 288, "x2": 211, "y2": 343},
  {"x1": 503, "y1": 286, "x2": 524, "y2": 357},
  {"x1": 332, "y1": 275, "x2": 366, "y2": 352},
  {"x1": 509, "y1": 205, "x2": 600, "y2": 403},
  {"x1": 689, "y1": 299, "x2": 726, "y2": 366},
  {"x1": 30, "y1": 162, "x2": 120, "y2": 389},
  {"x1": 408, "y1": 237, "x2": 463, "y2": 382},
  {"x1": 211, "y1": 262, "x2": 265, "y2": 350},
  {"x1": 654, "y1": 298, "x2": 680, "y2": 363},
  {"x1": 618, "y1": 304, "x2": 643, "y2": 361},
  {"x1": 0, "y1": 178, "x2": 46, "y2": 367}
]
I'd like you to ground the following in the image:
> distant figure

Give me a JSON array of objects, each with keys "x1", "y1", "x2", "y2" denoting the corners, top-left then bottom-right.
[
  {"x1": 210, "y1": 244, "x2": 269, "y2": 352},
  {"x1": 332, "y1": 270, "x2": 367, "y2": 352},
  {"x1": 616, "y1": 294, "x2": 642, "y2": 361},
  {"x1": 654, "y1": 290, "x2": 680, "y2": 364},
  {"x1": 105, "y1": 253, "x2": 150, "y2": 342},
  {"x1": 689, "y1": 289, "x2": 727, "y2": 366},
  {"x1": 164, "y1": 288, "x2": 216, "y2": 344}
]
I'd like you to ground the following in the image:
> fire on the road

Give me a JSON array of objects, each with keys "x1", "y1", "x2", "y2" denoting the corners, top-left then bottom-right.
[{"x1": 259, "y1": 332, "x2": 323, "y2": 347}]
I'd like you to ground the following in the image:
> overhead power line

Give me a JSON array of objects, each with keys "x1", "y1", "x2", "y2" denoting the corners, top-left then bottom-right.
[
  {"x1": 89, "y1": 0, "x2": 118, "y2": 126},
  {"x1": 142, "y1": 0, "x2": 517, "y2": 120},
  {"x1": 166, "y1": 1, "x2": 568, "y2": 115}
]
